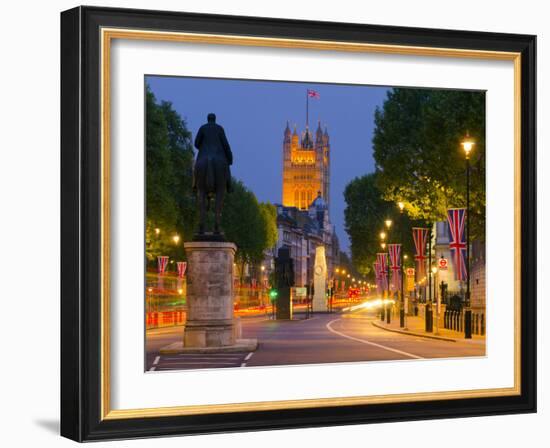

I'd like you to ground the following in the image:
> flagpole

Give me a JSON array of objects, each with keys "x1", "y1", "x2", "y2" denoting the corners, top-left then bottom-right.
[{"x1": 306, "y1": 89, "x2": 309, "y2": 128}]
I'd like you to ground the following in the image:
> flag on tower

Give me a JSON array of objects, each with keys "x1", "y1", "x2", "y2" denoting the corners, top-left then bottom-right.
[
  {"x1": 388, "y1": 244, "x2": 402, "y2": 292},
  {"x1": 307, "y1": 89, "x2": 320, "y2": 99},
  {"x1": 412, "y1": 227, "x2": 429, "y2": 281},
  {"x1": 447, "y1": 208, "x2": 468, "y2": 281}
]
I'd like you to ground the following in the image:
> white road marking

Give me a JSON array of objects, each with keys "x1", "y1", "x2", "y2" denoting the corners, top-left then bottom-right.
[
  {"x1": 245, "y1": 352, "x2": 254, "y2": 361},
  {"x1": 326, "y1": 319, "x2": 423, "y2": 360},
  {"x1": 149, "y1": 366, "x2": 156, "y2": 371},
  {"x1": 153, "y1": 356, "x2": 160, "y2": 365},
  {"x1": 240, "y1": 362, "x2": 247, "y2": 367}
]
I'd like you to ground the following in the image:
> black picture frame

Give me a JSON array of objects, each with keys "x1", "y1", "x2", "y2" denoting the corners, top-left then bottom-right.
[{"x1": 61, "y1": 5, "x2": 536, "y2": 442}]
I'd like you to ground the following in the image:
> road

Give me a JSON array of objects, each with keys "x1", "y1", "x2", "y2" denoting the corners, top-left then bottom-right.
[{"x1": 145, "y1": 307, "x2": 485, "y2": 371}]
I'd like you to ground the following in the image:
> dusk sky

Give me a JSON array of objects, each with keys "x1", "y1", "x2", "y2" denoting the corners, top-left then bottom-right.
[{"x1": 146, "y1": 76, "x2": 390, "y2": 253}]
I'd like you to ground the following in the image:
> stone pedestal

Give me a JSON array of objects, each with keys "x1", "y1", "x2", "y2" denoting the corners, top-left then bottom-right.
[
  {"x1": 183, "y1": 241, "x2": 236, "y2": 347},
  {"x1": 159, "y1": 240, "x2": 256, "y2": 354},
  {"x1": 312, "y1": 245, "x2": 327, "y2": 312}
]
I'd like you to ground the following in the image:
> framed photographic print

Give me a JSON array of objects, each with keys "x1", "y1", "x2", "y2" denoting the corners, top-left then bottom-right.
[{"x1": 60, "y1": 6, "x2": 536, "y2": 442}]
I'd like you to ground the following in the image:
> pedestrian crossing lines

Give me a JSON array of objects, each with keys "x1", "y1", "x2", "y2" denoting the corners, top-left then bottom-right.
[{"x1": 149, "y1": 352, "x2": 252, "y2": 371}]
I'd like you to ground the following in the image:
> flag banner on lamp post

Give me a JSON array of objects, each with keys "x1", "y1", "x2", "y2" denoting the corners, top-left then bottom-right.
[
  {"x1": 176, "y1": 261, "x2": 187, "y2": 278},
  {"x1": 388, "y1": 244, "x2": 402, "y2": 293},
  {"x1": 376, "y1": 253, "x2": 388, "y2": 291},
  {"x1": 157, "y1": 256, "x2": 169, "y2": 274},
  {"x1": 412, "y1": 227, "x2": 429, "y2": 281},
  {"x1": 373, "y1": 262, "x2": 380, "y2": 293},
  {"x1": 447, "y1": 208, "x2": 468, "y2": 281}
]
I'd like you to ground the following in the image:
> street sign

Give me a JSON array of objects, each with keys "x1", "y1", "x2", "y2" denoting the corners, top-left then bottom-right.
[{"x1": 438, "y1": 257, "x2": 449, "y2": 270}]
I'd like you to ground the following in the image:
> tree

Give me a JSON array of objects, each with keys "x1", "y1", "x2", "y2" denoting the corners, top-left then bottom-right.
[
  {"x1": 145, "y1": 86, "x2": 196, "y2": 266},
  {"x1": 344, "y1": 172, "x2": 418, "y2": 279},
  {"x1": 221, "y1": 180, "x2": 278, "y2": 282},
  {"x1": 259, "y1": 202, "x2": 278, "y2": 251},
  {"x1": 373, "y1": 88, "x2": 486, "y2": 240}
]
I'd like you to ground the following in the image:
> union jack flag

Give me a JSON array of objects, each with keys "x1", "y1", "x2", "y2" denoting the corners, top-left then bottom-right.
[
  {"x1": 157, "y1": 255, "x2": 169, "y2": 274},
  {"x1": 307, "y1": 89, "x2": 320, "y2": 99},
  {"x1": 176, "y1": 261, "x2": 187, "y2": 278},
  {"x1": 447, "y1": 208, "x2": 468, "y2": 281},
  {"x1": 412, "y1": 227, "x2": 429, "y2": 281},
  {"x1": 373, "y1": 261, "x2": 381, "y2": 293},
  {"x1": 376, "y1": 253, "x2": 388, "y2": 291},
  {"x1": 388, "y1": 244, "x2": 402, "y2": 292}
]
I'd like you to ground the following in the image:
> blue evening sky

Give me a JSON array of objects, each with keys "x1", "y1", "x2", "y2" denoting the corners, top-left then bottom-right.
[{"x1": 146, "y1": 76, "x2": 390, "y2": 253}]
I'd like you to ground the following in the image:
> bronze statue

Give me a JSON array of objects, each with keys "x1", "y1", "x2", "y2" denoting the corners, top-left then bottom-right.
[{"x1": 193, "y1": 113, "x2": 233, "y2": 235}]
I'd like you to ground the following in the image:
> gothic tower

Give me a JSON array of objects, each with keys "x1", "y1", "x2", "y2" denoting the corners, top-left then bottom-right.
[{"x1": 282, "y1": 121, "x2": 330, "y2": 210}]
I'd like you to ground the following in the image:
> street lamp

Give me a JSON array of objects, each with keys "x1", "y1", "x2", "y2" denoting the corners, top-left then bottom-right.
[
  {"x1": 398, "y1": 202, "x2": 406, "y2": 329},
  {"x1": 173, "y1": 234, "x2": 180, "y2": 245},
  {"x1": 431, "y1": 266, "x2": 440, "y2": 335},
  {"x1": 462, "y1": 133, "x2": 475, "y2": 339},
  {"x1": 380, "y1": 242, "x2": 386, "y2": 250},
  {"x1": 154, "y1": 227, "x2": 161, "y2": 235},
  {"x1": 380, "y1": 231, "x2": 386, "y2": 240},
  {"x1": 385, "y1": 219, "x2": 393, "y2": 230}
]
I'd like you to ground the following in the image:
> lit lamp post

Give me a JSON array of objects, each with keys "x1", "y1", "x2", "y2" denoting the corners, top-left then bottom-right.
[
  {"x1": 398, "y1": 201, "x2": 406, "y2": 328},
  {"x1": 432, "y1": 266, "x2": 440, "y2": 335},
  {"x1": 462, "y1": 133, "x2": 475, "y2": 339}
]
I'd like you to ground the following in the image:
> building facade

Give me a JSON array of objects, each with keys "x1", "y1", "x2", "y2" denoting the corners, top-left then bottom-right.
[
  {"x1": 269, "y1": 121, "x2": 339, "y2": 288},
  {"x1": 282, "y1": 122, "x2": 330, "y2": 210},
  {"x1": 274, "y1": 197, "x2": 339, "y2": 288}
]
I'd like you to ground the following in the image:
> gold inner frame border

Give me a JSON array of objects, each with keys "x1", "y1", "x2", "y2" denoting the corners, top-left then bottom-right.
[{"x1": 100, "y1": 27, "x2": 522, "y2": 421}]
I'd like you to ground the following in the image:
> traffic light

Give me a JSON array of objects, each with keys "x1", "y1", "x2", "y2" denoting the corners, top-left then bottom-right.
[{"x1": 269, "y1": 288, "x2": 278, "y2": 302}]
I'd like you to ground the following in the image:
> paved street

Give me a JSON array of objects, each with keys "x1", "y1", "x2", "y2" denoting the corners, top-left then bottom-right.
[{"x1": 145, "y1": 305, "x2": 485, "y2": 371}]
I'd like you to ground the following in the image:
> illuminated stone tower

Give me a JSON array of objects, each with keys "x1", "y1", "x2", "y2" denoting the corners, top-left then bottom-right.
[{"x1": 282, "y1": 121, "x2": 330, "y2": 210}]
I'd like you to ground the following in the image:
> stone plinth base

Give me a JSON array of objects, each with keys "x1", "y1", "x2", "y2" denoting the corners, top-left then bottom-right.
[
  {"x1": 160, "y1": 339, "x2": 257, "y2": 355},
  {"x1": 312, "y1": 295, "x2": 327, "y2": 312},
  {"x1": 183, "y1": 241, "x2": 237, "y2": 349}
]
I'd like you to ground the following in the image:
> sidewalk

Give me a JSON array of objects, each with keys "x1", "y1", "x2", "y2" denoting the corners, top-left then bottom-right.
[{"x1": 372, "y1": 314, "x2": 486, "y2": 343}]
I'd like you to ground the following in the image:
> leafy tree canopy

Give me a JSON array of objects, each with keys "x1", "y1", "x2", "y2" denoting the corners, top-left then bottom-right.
[
  {"x1": 344, "y1": 172, "x2": 418, "y2": 279},
  {"x1": 145, "y1": 86, "x2": 196, "y2": 265},
  {"x1": 221, "y1": 180, "x2": 278, "y2": 280},
  {"x1": 373, "y1": 88, "x2": 485, "y2": 240}
]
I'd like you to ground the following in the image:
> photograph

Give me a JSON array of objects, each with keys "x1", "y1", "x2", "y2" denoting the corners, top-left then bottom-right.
[{"x1": 143, "y1": 76, "x2": 487, "y2": 372}]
